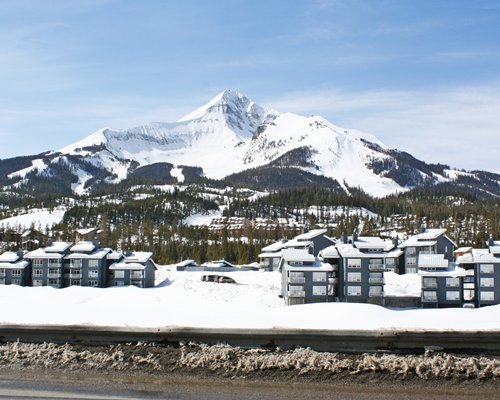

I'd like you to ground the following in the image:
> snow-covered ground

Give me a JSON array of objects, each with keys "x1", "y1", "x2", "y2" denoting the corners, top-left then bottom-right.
[
  {"x1": 0, "y1": 267, "x2": 498, "y2": 332},
  {"x1": 0, "y1": 206, "x2": 67, "y2": 230}
]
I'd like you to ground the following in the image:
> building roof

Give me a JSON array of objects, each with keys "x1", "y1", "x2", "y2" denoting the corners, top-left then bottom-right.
[
  {"x1": 258, "y1": 252, "x2": 282, "y2": 259},
  {"x1": 109, "y1": 262, "x2": 146, "y2": 271},
  {"x1": 419, "y1": 269, "x2": 466, "y2": 277},
  {"x1": 76, "y1": 227, "x2": 98, "y2": 236},
  {"x1": 454, "y1": 246, "x2": 473, "y2": 254},
  {"x1": 489, "y1": 246, "x2": 500, "y2": 255},
  {"x1": 281, "y1": 239, "x2": 312, "y2": 249},
  {"x1": 260, "y1": 240, "x2": 285, "y2": 253},
  {"x1": 123, "y1": 251, "x2": 153, "y2": 263},
  {"x1": 25, "y1": 248, "x2": 65, "y2": 259},
  {"x1": 65, "y1": 248, "x2": 111, "y2": 260},
  {"x1": 201, "y1": 259, "x2": 236, "y2": 268},
  {"x1": 0, "y1": 251, "x2": 20, "y2": 263},
  {"x1": 318, "y1": 245, "x2": 339, "y2": 259},
  {"x1": 336, "y1": 243, "x2": 403, "y2": 259},
  {"x1": 417, "y1": 254, "x2": 448, "y2": 269},
  {"x1": 106, "y1": 251, "x2": 124, "y2": 261},
  {"x1": 44, "y1": 242, "x2": 72, "y2": 253},
  {"x1": 456, "y1": 249, "x2": 500, "y2": 264},
  {"x1": 284, "y1": 262, "x2": 333, "y2": 272},
  {"x1": 281, "y1": 248, "x2": 315, "y2": 263},
  {"x1": 399, "y1": 228, "x2": 456, "y2": 248},
  {"x1": 0, "y1": 260, "x2": 29, "y2": 269},
  {"x1": 354, "y1": 236, "x2": 395, "y2": 251},
  {"x1": 70, "y1": 241, "x2": 96, "y2": 253},
  {"x1": 176, "y1": 259, "x2": 198, "y2": 267},
  {"x1": 294, "y1": 229, "x2": 328, "y2": 241}
]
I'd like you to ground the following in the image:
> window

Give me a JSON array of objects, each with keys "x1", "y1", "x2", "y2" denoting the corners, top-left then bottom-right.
[
  {"x1": 88, "y1": 259, "x2": 99, "y2": 268},
  {"x1": 48, "y1": 268, "x2": 60, "y2": 275},
  {"x1": 33, "y1": 279, "x2": 43, "y2": 286},
  {"x1": 446, "y1": 277, "x2": 459, "y2": 287},
  {"x1": 33, "y1": 259, "x2": 43, "y2": 267},
  {"x1": 88, "y1": 280, "x2": 99, "y2": 287},
  {"x1": 407, "y1": 247, "x2": 416, "y2": 255},
  {"x1": 347, "y1": 272, "x2": 361, "y2": 282},
  {"x1": 386, "y1": 258, "x2": 395, "y2": 266},
  {"x1": 48, "y1": 259, "x2": 60, "y2": 267},
  {"x1": 347, "y1": 259, "x2": 361, "y2": 268},
  {"x1": 11, "y1": 278, "x2": 21, "y2": 285},
  {"x1": 288, "y1": 285, "x2": 304, "y2": 297},
  {"x1": 88, "y1": 270, "x2": 99, "y2": 278},
  {"x1": 114, "y1": 270, "x2": 125, "y2": 279},
  {"x1": 406, "y1": 267, "x2": 418, "y2": 274},
  {"x1": 130, "y1": 271, "x2": 144, "y2": 280},
  {"x1": 369, "y1": 272, "x2": 383, "y2": 284},
  {"x1": 48, "y1": 279, "x2": 60, "y2": 287},
  {"x1": 480, "y1": 291, "x2": 494, "y2": 301},
  {"x1": 11, "y1": 269, "x2": 22, "y2": 277},
  {"x1": 347, "y1": 286, "x2": 361, "y2": 296},
  {"x1": 369, "y1": 286, "x2": 383, "y2": 297},
  {"x1": 446, "y1": 291, "x2": 460, "y2": 301},
  {"x1": 0, "y1": 278, "x2": 4, "y2": 284},
  {"x1": 480, "y1": 278, "x2": 494, "y2": 287},
  {"x1": 70, "y1": 279, "x2": 81, "y2": 286},
  {"x1": 288, "y1": 271, "x2": 305, "y2": 284},
  {"x1": 422, "y1": 277, "x2": 437, "y2": 288},
  {"x1": 33, "y1": 269, "x2": 43, "y2": 277},
  {"x1": 0, "y1": 268, "x2": 4, "y2": 276},
  {"x1": 480, "y1": 264, "x2": 494, "y2": 274},
  {"x1": 114, "y1": 281, "x2": 124, "y2": 286},
  {"x1": 422, "y1": 291, "x2": 437, "y2": 301},
  {"x1": 312, "y1": 285, "x2": 327, "y2": 296},
  {"x1": 312, "y1": 272, "x2": 327, "y2": 282},
  {"x1": 406, "y1": 257, "x2": 417, "y2": 266},
  {"x1": 70, "y1": 259, "x2": 82, "y2": 268},
  {"x1": 131, "y1": 280, "x2": 143, "y2": 288}
]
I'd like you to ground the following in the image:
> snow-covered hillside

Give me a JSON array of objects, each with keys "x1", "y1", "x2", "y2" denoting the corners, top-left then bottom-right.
[{"x1": 3, "y1": 90, "x2": 500, "y2": 197}]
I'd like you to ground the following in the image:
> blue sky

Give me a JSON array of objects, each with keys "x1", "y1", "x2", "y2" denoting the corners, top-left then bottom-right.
[{"x1": 1, "y1": 0, "x2": 500, "y2": 172}]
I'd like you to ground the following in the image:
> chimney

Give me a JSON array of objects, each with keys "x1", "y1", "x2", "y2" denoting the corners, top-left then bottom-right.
[
  {"x1": 352, "y1": 229, "x2": 358, "y2": 243},
  {"x1": 341, "y1": 234, "x2": 348, "y2": 244},
  {"x1": 488, "y1": 234, "x2": 494, "y2": 248},
  {"x1": 419, "y1": 224, "x2": 426, "y2": 234}
]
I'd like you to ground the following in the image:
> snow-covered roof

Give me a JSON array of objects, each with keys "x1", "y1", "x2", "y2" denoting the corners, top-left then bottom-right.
[
  {"x1": 294, "y1": 229, "x2": 327, "y2": 241},
  {"x1": 489, "y1": 246, "x2": 500, "y2": 255},
  {"x1": 399, "y1": 228, "x2": 456, "y2": 248},
  {"x1": 354, "y1": 236, "x2": 394, "y2": 251},
  {"x1": 281, "y1": 248, "x2": 315, "y2": 263},
  {"x1": 0, "y1": 252, "x2": 20, "y2": 263},
  {"x1": 201, "y1": 259, "x2": 236, "y2": 268},
  {"x1": 282, "y1": 239, "x2": 311, "y2": 249},
  {"x1": 123, "y1": 251, "x2": 152, "y2": 263},
  {"x1": 70, "y1": 241, "x2": 96, "y2": 253},
  {"x1": 417, "y1": 254, "x2": 448, "y2": 269},
  {"x1": 336, "y1": 243, "x2": 402, "y2": 259},
  {"x1": 284, "y1": 263, "x2": 332, "y2": 272},
  {"x1": 0, "y1": 260, "x2": 29, "y2": 269},
  {"x1": 318, "y1": 245, "x2": 339, "y2": 259},
  {"x1": 21, "y1": 230, "x2": 31, "y2": 238},
  {"x1": 176, "y1": 259, "x2": 199, "y2": 267},
  {"x1": 454, "y1": 246, "x2": 473, "y2": 254},
  {"x1": 258, "y1": 252, "x2": 282, "y2": 259},
  {"x1": 109, "y1": 262, "x2": 146, "y2": 271},
  {"x1": 44, "y1": 242, "x2": 72, "y2": 253},
  {"x1": 456, "y1": 249, "x2": 500, "y2": 264},
  {"x1": 76, "y1": 227, "x2": 98, "y2": 235},
  {"x1": 419, "y1": 268, "x2": 466, "y2": 277},
  {"x1": 106, "y1": 251, "x2": 124, "y2": 261},
  {"x1": 260, "y1": 241, "x2": 285, "y2": 253},
  {"x1": 65, "y1": 248, "x2": 111, "y2": 260},
  {"x1": 25, "y1": 248, "x2": 65, "y2": 259}
]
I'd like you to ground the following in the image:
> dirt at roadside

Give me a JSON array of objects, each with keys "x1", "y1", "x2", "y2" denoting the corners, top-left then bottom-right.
[{"x1": 0, "y1": 341, "x2": 498, "y2": 387}]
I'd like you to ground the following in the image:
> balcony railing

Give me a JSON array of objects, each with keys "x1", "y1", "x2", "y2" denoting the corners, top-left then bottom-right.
[
  {"x1": 47, "y1": 273, "x2": 60, "y2": 279},
  {"x1": 368, "y1": 264, "x2": 385, "y2": 271},
  {"x1": 288, "y1": 276, "x2": 306, "y2": 284},
  {"x1": 288, "y1": 291, "x2": 306, "y2": 298},
  {"x1": 69, "y1": 272, "x2": 82, "y2": 279},
  {"x1": 0, "y1": 272, "x2": 5, "y2": 278},
  {"x1": 422, "y1": 282, "x2": 438, "y2": 289},
  {"x1": 130, "y1": 273, "x2": 144, "y2": 280},
  {"x1": 369, "y1": 278, "x2": 384, "y2": 284},
  {"x1": 422, "y1": 296, "x2": 437, "y2": 302},
  {"x1": 369, "y1": 292, "x2": 383, "y2": 298}
]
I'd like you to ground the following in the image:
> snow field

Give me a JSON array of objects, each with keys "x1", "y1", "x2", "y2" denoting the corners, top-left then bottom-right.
[{"x1": 0, "y1": 268, "x2": 498, "y2": 332}]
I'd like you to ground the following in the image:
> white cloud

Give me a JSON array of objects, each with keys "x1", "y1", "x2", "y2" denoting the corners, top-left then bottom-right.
[{"x1": 263, "y1": 84, "x2": 500, "y2": 173}]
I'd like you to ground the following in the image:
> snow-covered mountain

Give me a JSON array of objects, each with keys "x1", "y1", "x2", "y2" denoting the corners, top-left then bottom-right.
[{"x1": 2, "y1": 90, "x2": 500, "y2": 197}]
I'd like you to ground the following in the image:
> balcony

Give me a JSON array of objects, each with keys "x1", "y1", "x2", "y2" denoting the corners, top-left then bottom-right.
[
  {"x1": 48, "y1": 262, "x2": 61, "y2": 268},
  {"x1": 288, "y1": 276, "x2": 306, "y2": 284},
  {"x1": 422, "y1": 282, "x2": 438, "y2": 289},
  {"x1": 368, "y1": 264, "x2": 385, "y2": 271},
  {"x1": 47, "y1": 273, "x2": 60, "y2": 279},
  {"x1": 369, "y1": 278, "x2": 384, "y2": 284},
  {"x1": 369, "y1": 291, "x2": 383, "y2": 298},
  {"x1": 288, "y1": 291, "x2": 305, "y2": 298},
  {"x1": 0, "y1": 272, "x2": 5, "y2": 278},
  {"x1": 69, "y1": 272, "x2": 82, "y2": 279},
  {"x1": 130, "y1": 273, "x2": 144, "y2": 280}
]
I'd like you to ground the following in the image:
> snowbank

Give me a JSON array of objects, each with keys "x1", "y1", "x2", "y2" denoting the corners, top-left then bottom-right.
[{"x1": 0, "y1": 268, "x2": 498, "y2": 331}]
